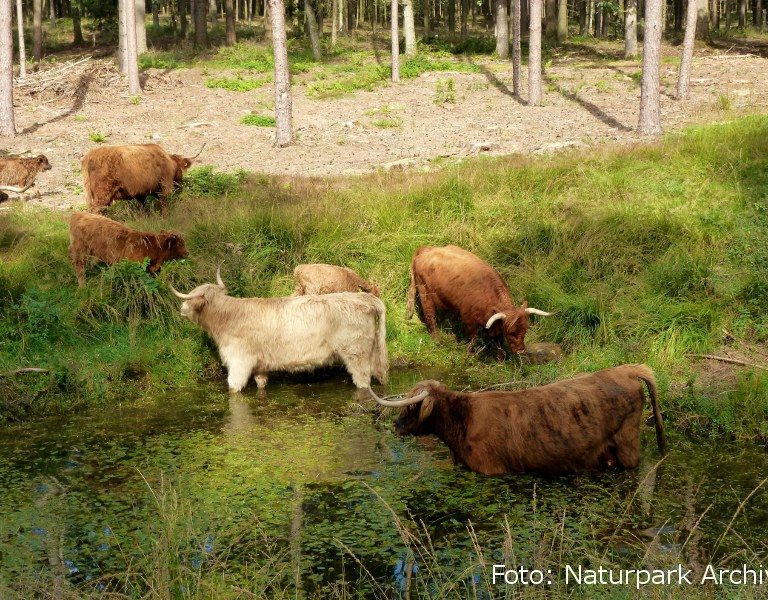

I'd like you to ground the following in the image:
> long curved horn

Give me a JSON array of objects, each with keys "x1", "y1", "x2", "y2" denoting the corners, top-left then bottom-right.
[
  {"x1": 168, "y1": 283, "x2": 196, "y2": 300},
  {"x1": 525, "y1": 307, "x2": 553, "y2": 317},
  {"x1": 189, "y1": 142, "x2": 206, "y2": 159},
  {"x1": 215, "y1": 263, "x2": 225, "y2": 287},
  {"x1": 369, "y1": 387, "x2": 430, "y2": 407},
  {"x1": 485, "y1": 313, "x2": 506, "y2": 329}
]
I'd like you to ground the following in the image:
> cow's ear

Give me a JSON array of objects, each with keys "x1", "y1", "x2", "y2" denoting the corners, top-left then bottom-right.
[
  {"x1": 164, "y1": 233, "x2": 178, "y2": 250},
  {"x1": 418, "y1": 396, "x2": 434, "y2": 422},
  {"x1": 187, "y1": 295, "x2": 207, "y2": 312}
]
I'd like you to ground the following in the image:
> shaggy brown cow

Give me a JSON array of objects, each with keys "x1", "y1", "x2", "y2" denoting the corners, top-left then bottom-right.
[
  {"x1": 371, "y1": 364, "x2": 666, "y2": 475},
  {"x1": 81, "y1": 144, "x2": 198, "y2": 212},
  {"x1": 68, "y1": 212, "x2": 188, "y2": 286},
  {"x1": 293, "y1": 264, "x2": 380, "y2": 296},
  {"x1": 0, "y1": 155, "x2": 52, "y2": 196},
  {"x1": 406, "y1": 245, "x2": 551, "y2": 355}
]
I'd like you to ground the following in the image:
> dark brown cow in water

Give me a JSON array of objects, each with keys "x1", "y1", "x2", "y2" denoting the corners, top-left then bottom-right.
[
  {"x1": 406, "y1": 245, "x2": 551, "y2": 354},
  {"x1": 81, "y1": 144, "x2": 200, "y2": 212},
  {"x1": 68, "y1": 212, "x2": 188, "y2": 286},
  {"x1": 371, "y1": 364, "x2": 666, "y2": 475},
  {"x1": 0, "y1": 155, "x2": 52, "y2": 198}
]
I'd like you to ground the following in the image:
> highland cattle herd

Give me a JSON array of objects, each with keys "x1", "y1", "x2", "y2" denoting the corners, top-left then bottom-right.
[{"x1": 1, "y1": 144, "x2": 667, "y2": 475}]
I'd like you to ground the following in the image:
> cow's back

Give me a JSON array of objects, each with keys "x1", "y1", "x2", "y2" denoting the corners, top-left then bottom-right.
[
  {"x1": 294, "y1": 264, "x2": 373, "y2": 295},
  {"x1": 69, "y1": 212, "x2": 148, "y2": 265}
]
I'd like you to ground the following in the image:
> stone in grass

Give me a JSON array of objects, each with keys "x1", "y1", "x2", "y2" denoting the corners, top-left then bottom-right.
[{"x1": 522, "y1": 343, "x2": 563, "y2": 364}]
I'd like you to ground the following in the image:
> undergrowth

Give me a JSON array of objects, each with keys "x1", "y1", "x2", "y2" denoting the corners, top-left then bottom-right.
[{"x1": 1, "y1": 117, "x2": 768, "y2": 441}]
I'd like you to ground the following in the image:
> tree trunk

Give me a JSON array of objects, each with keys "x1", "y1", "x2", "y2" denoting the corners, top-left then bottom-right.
[
  {"x1": 391, "y1": 0, "x2": 399, "y2": 81},
  {"x1": 461, "y1": 0, "x2": 468, "y2": 34},
  {"x1": 331, "y1": 0, "x2": 337, "y2": 43},
  {"x1": 225, "y1": 0, "x2": 236, "y2": 42},
  {"x1": 125, "y1": 0, "x2": 142, "y2": 94},
  {"x1": 424, "y1": 0, "x2": 430, "y2": 34},
  {"x1": 136, "y1": 0, "x2": 147, "y2": 52},
  {"x1": 579, "y1": 0, "x2": 587, "y2": 31},
  {"x1": 305, "y1": 0, "x2": 321, "y2": 59},
  {"x1": 15, "y1": 0, "x2": 26, "y2": 78},
  {"x1": 448, "y1": 0, "x2": 455, "y2": 32},
  {"x1": 637, "y1": 0, "x2": 662, "y2": 134},
  {"x1": 624, "y1": 0, "x2": 637, "y2": 56},
  {"x1": 495, "y1": 0, "x2": 509, "y2": 56},
  {"x1": 49, "y1": 0, "x2": 55, "y2": 23},
  {"x1": 0, "y1": 0, "x2": 14, "y2": 137},
  {"x1": 738, "y1": 0, "x2": 745, "y2": 25},
  {"x1": 195, "y1": 0, "x2": 208, "y2": 45},
  {"x1": 153, "y1": 0, "x2": 160, "y2": 26},
  {"x1": 557, "y1": 0, "x2": 567, "y2": 38},
  {"x1": 512, "y1": 0, "x2": 521, "y2": 95},
  {"x1": 269, "y1": 0, "x2": 292, "y2": 146},
  {"x1": 210, "y1": 0, "x2": 218, "y2": 21},
  {"x1": 528, "y1": 0, "x2": 542, "y2": 105},
  {"x1": 677, "y1": 0, "x2": 697, "y2": 99},
  {"x1": 544, "y1": 0, "x2": 556, "y2": 34},
  {"x1": 119, "y1": 0, "x2": 128, "y2": 71},
  {"x1": 180, "y1": 0, "x2": 188, "y2": 37},
  {"x1": 600, "y1": 4, "x2": 607, "y2": 34},
  {"x1": 593, "y1": 1, "x2": 601, "y2": 33},
  {"x1": 33, "y1": 0, "x2": 42, "y2": 61},
  {"x1": 695, "y1": 0, "x2": 709, "y2": 35},
  {"x1": 403, "y1": 0, "x2": 416, "y2": 55},
  {"x1": 72, "y1": 1, "x2": 83, "y2": 43}
]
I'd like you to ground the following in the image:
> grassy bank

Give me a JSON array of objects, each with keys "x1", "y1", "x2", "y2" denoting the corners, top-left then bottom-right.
[{"x1": 2, "y1": 116, "x2": 768, "y2": 439}]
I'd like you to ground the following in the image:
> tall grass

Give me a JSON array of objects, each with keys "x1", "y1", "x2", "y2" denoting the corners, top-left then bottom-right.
[{"x1": 1, "y1": 116, "x2": 768, "y2": 439}]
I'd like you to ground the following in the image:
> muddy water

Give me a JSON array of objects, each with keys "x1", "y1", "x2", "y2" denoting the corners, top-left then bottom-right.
[{"x1": 1, "y1": 369, "x2": 767, "y2": 595}]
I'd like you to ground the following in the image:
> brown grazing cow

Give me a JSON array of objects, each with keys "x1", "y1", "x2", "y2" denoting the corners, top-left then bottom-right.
[
  {"x1": 406, "y1": 245, "x2": 551, "y2": 354},
  {"x1": 68, "y1": 212, "x2": 188, "y2": 286},
  {"x1": 371, "y1": 364, "x2": 666, "y2": 475},
  {"x1": 81, "y1": 144, "x2": 197, "y2": 212},
  {"x1": 293, "y1": 264, "x2": 380, "y2": 296},
  {"x1": 0, "y1": 155, "x2": 52, "y2": 196}
]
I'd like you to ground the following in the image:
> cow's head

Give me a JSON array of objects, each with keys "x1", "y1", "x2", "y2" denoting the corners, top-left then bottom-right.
[
  {"x1": 485, "y1": 301, "x2": 553, "y2": 354},
  {"x1": 169, "y1": 266, "x2": 227, "y2": 324},
  {"x1": 33, "y1": 155, "x2": 52, "y2": 172},
  {"x1": 160, "y1": 231, "x2": 189, "y2": 260},
  {"x1": 170, "y1": 155, "x2": 194, "y2": 183},
  {"x1": 369, "y1": 380, "x2": 444, "y2": 436}
]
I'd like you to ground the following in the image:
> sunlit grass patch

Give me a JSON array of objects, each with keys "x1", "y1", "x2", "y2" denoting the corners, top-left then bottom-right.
[{"x1": 240, "y1": 113, "x2": 276, "y2": 126}]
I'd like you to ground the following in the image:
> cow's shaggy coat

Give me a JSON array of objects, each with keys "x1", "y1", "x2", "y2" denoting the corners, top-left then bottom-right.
[
  {"x1": 172, "y1": 281, "x2": 389, "y2": 392},
  {"x1": 81, "y1": 144, "x2": 192, "y2": 212},
  {"x1": 406, "y1": 245, "x2": 550, "y2": 354},
  {"x1": 0, "y1": 155, "x2": 52, "y2": 195},
  {"x1": 387, "y1": 364, "x2": 666, "y2": 475},
  {"x1": 68, "y1": 212, "x2": 188, "y2": 286},
  {"x1": 293, "y1": 264, "x2": 380, "y2": 296}
]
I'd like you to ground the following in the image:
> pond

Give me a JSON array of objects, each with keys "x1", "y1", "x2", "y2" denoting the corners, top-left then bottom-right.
[{"x1": 1, "y1": 368, "x2": 767, "y2": 597}]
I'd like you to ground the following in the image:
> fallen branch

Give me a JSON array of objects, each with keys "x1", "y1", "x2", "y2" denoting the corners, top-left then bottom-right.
[
  {"x1": 14, "y1": 56, "x2": 93, "y2": 87},
  {"x1": 687, "y1": 354, "x2": 768, "y2": 370}
]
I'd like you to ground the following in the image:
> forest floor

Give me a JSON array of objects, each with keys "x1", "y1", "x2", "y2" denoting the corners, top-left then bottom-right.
[{"x1": 4, "y1": 30, "x2": 767, "y2": 210}]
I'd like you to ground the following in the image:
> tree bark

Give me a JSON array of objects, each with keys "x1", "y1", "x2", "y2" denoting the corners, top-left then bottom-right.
[
  {"x1": 136, "y1": 0, "x2": 147, "y2": 53},
  {"x1": 15, "y1": 0, "x2": 26, "y2": 78},
  {"x1": 460, "y1": 0, "x2": 468, "y2": 34},
  {"x1": 448, "y1": 0, "x2": 455, "y2": 32},
  {"x1": 0, "y1": 0, "x2": 15, "y2": 137},
  {"x1": 403, "y1": 0, "x2": 416, "y2": 55},
  {"x1": 210, "y1": 0, "x2": 218, "y2": 21},
  {"x1": 637, "y1": 0, "x2": 662, "y2": 134},
  {"x1": 738, "y1": 0, "x2": 745, "y2": 25},
  {"x1": 153, "y1": 0, "x2": 160, "y2": 26},
  {"x1": 125, "y1": 0, "x2": 142, "y2": 94},
  {"x1": 557, "y1": 0, "x2": 567, "y2": 39},
  {"x1": 495, "y1": 0, "x2": 509, "y2": 56},
  {"x1": 528, "y1": 0, "x2": 542, "y2": 105},
  {"x1": 579, "y1": 0, "x2": 587, "y2": 31},
  {"x1": 119, "y1": 0, "x2": 128, "y2": 71},
  {"x1": 545, "y1": 0, "x2": 556, "y2": 35},
  {"x1": 391, "y1": 0, "x2": 399, "y2": 81},
  {"x1": 269, "y1": 0, "x2": 292, "y2": 146},
  {"x1": 180, "y1": 0, "x2": 188, "y2": 37},
  {"x1": 423, "y1": 0, "x2": 430, "y2": 34},
  {"x1": 677, "y1": 0, "x2": 697, "y2": 99},
  {"x1": 195, "y1": 0, "x2": 208, "y2": 45},
  {"x1": 512, "y1": 0, "x2": 521, "y2": 95},
  {"x1": 33, "y1": 0, "x2": 42, "y2": 61},
  {"x1": 695, "y1": 0, "x2": 709, "y2": 35},
  {"x1": 225, "y1": 0, "x2": 236, "y2": 42},
  {"x1": 331, "y1": 0, "x2": 337, "y2": 43},
  {"x1": 624, "y1": 0, "x2": 637, "y2": 56},
  {"x1": 593, "y1": 1, "x2": 601, "y2": 34},
  {"x1": 305, "y1": 0, "x2": 321, "y2": 59}
]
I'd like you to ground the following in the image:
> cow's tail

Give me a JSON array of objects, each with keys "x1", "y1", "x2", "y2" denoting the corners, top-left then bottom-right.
[
  {"x1": 405, "y1": 265, "x2": 416, "y2": 320},
  {"x1": 635, "y1": 364, "x2": 666, "y2": 455},
  {"x1": 371, "y1": 297, "x2": 389, "y2": 385}
]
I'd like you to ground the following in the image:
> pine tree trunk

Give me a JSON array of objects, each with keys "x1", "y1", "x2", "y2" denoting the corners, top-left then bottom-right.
[
  {"x1": 578, "y1": 0, "x2": 586, "y2": 31},
  {"x1": 0, "y1": 0, "x2": 15, "y2": 137},
  {"x1": 557, "y1": 0, "x2": 567, "y2": 39},
  {"x1": 545, "y1": 0, "x2": 556, "y2": 35},
  {"x1": 424, "y1": 0, "x2": 430, "y2": 34},
  {"x1": 269, "y1": 0, "x2": 292, "y2": 146},
  {"x1": 528, "y1": 0, "x2": 542, "y2": 105},
  {"x1": 33, "y1": 0, "x2": 42, "y2": 61},
  {"x1": 125, "y1": 0, "x2": 142, "y2": 94},
  {"x1": 712, "y1": 0, "x2": 720, "y2": 26},
  {"x1": 495, "y1": 0, "x2": 509, "y2": 56},
  {"x1": 624, "y1": 0, "x2": 637, "y2": 56},
  {"x1": 448, "y1": 0, "x2": 455, "y2": 32},
  {"x1": 180, "y1": 0, "x2": 188, "y2": 37},
  {"x1": 512, "y1": 0, "x2": 521, "y2": 94},
  {"x1": 153, "y1": 0, "x2": 160, "y2": 26},
  {"x1": 593, "y1": 1, "x2": 601, "y2": 34},
  {"x1": 460, "y1": 0, "x2": 468, "y2": 34},
  {"x1": 136, "y1": 0, "x2": 147, "y2": 52},
  {"x1": 403, "y1": 0, "x2": 416, "y2": 55},
  {"x1": 676, "y1": 0, "x2": 697, "y2": 99},
  {"x1": 331, "y1": 0, "x2": 337, "y2": 43},
  {"x1": 225, "y1": 0, "x2": 236, "y2": 42},
  {"x1": 195, "y1": 0, "x2": 208, "y2": 45},
  {"x1": 119, "y1": 0, "x2": 128, "y2": 71},
  {"x1": 210, "y1": 0, "x2": 218, "y2": 21},
  {"x1": 391, "y1": 0, "x2": 399, "y2": 81},
  {"x1": 15, "y1": 0, "x2": 26, "y2": 78},
  {"x1": 49, "y1": 0, "x2": 55, "y2": 23},
  {"x1": 738, "y1": 0, "x2": 745, "y2": 25},
  {"x1": 305, "y1": 0, "x2": 321, "y2": 59},
  {"x1": 638, "y1": 0, "x2": 662, "y2": 134},
  {"x1": 600, "y1": 4, "x2": 607, "y2": 34},
  {"x1": 695, "y1": 0, "x2": 709, "y2": 35}
]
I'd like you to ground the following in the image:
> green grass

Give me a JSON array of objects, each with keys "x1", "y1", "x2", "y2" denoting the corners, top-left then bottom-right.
[
  {"x1": 205, "y1": 74, "x2": 268, "y2": 91},
  {"x1": 240, "y1": 114, "x2": 276, "y2": 126},
  {"x1": 2, "y1": 116, "x2": 768, "y2": 442}
]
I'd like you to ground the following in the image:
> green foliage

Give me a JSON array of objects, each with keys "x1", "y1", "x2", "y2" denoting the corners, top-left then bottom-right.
[
  {"x1": 205, "y1": 74, "x2": 268, "y2": 92},
  {"x1": 434, "y1": 77, "x2": 457, "y2": 104},
  {"x1": 717, "y1": 92, "x2": 733, "y2": 110},
  {"x1": 180, "y1": 165, "x2": 248, "y2": 197},
  {"x1": 88, "y1": 132, "x2": 107, "y2": 143},
  {"x1": 240, "y1": 113, "x2": 276, "y2": 127}
]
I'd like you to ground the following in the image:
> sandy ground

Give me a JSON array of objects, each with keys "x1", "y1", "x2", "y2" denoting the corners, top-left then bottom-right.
[{"x1": 3, "y1": 42, "x2": 767, "y2": 210}]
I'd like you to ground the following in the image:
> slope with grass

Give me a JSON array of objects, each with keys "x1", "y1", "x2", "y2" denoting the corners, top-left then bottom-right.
[{"x1": 1, "y1": 116, "x2": 767, "y2": 440}]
